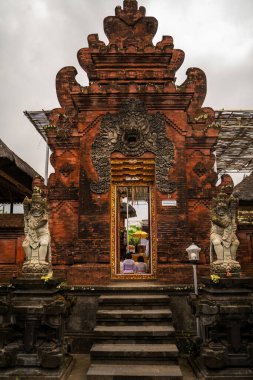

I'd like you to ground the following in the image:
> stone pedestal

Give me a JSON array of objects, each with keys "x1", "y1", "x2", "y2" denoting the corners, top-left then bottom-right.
[
  {"x1": 189, "y1": 277, "x2": 253, "y2": 379},
  {"x1": 0, "y1": 278, "x2": 75, "y2": 379}
]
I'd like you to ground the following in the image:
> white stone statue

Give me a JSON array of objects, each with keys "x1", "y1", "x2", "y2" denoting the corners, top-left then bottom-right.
[
  {"x1": 22, "y1": 187, "x2": 52, "y2": 277},
  {"x1": 210, "y1": 184, "x2": 240, "y2": 275}
]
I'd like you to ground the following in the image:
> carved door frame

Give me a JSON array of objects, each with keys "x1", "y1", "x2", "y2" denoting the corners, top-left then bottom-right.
[{"x1": 110, "y1": 183, "x2": 157, "y2": 280}]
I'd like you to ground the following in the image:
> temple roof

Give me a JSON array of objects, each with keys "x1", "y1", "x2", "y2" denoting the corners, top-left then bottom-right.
[
  {"x1": 215, "y1": 110, "x2": 253, "y2": 173},
  {"x1": 0, "y1": 139, "x2": 40, "y2": 203},
  {"x1": 234, "y1": 172, "x2": 253, "y2": 202},
  {"x1": 24, "y1": 110, "x2": 50, "y2": 142}
]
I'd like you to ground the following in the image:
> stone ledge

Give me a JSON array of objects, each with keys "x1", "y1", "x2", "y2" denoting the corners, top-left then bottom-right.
[{"x1": 0, "y1": 355, "x2": 74, "y2": 380}]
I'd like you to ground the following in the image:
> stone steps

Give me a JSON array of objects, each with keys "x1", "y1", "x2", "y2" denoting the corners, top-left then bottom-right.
[
  {"x1": 96, "y1": 308, "x2": 172, "y2": 321},
  {"x1": 87, "y1": 292, "x2": 183, "y2": 380},
  {"x1": 87, "y1": 364, "x2": 183, "y2": 380},
  {"x1": 99, "y1": 294, "x2": 170, "y2": 303},
  {"x1": 91, "y1": 342, "x2": 179, "y2": 361},
  {"x1": 99, "y1": 295, "x2": 170, "y2": 301},
  {"x1": 98, "y1": 295, "x2": 170, "y2": 310},
  {"x1": 94, "y1": 324, "x2": 175, "y2": 337}
]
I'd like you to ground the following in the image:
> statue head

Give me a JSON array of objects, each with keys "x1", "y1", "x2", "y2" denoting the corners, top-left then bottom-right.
[
  {"x1": 31, "y1": 187, "x2": 47, "y2": 216},
  {"x1": 215, "y1": 204, "x2": 228, "y2": 217},
  {"x1": 24, "y1": 187, "x2": 47, "y2": 217}
]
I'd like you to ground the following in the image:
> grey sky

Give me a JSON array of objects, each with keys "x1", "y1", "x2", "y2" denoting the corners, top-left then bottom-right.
[{"x1": 1, "y1": 0, "x2": 253, "y2": 179}]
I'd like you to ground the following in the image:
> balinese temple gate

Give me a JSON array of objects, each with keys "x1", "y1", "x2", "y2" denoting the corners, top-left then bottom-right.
[
  {"x1": 2, "y1": 1, "x2": 253, "y2": 379},
  {"x1": 44, "y1": 0, "x2": 219, "y2": 285}
]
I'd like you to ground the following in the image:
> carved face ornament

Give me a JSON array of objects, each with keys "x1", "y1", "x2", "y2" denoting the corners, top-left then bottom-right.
[
  {"x1": 30, "y1": 202, "x2": 44, "y2": 217},
  {"x1": 215, "y1": 206, "x2": 228, "y2": 217},
  {"x1": 118, "y1": 112, "x2": 151, "y2": 154},
  {"x1": 123, "y1": 126, "x2": 141, "y2": 147}
]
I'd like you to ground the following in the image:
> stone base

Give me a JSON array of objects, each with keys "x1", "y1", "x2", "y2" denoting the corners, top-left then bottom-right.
[
  {"x1": 11, "y1": 277, "x2": 62, "y2": 291},
  {"x1": 210, "y1": 260, "x2": 241, "y2": 276},
  {"x1": 21, "y1": 260, "x2": 52, "y2": 278},
  {"x1": 0, "y1": 355, "x2": 75, "y2": 380},
  {"x1": 0, "y1": 278, "x2": 74, "y2": 377},
  {"x1": 189, "y1": 277, "x2": 253, "y2": 380},
  {"x1": 190, "y1": 357, "x2": 253, "y2": 380}
]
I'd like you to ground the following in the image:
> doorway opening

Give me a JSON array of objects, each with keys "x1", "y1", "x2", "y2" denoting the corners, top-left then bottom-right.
[{"x1": 110, "y1": 157, "x2": 156, "y2": 279}]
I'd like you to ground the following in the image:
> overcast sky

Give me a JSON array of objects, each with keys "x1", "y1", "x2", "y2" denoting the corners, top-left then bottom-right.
[{"x1": 1, "y1": 0, "x2": 253, "y2": 181}]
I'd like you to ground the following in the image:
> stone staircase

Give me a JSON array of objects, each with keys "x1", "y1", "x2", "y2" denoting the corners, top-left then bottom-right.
[{"x1": 87, "y1": 293, "x2": 183, "y2": 379}]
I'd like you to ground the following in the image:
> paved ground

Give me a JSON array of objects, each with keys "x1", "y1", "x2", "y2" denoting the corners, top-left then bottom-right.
[{"x1": 68, "y1": 354, "x2": 197, "y2": 379}]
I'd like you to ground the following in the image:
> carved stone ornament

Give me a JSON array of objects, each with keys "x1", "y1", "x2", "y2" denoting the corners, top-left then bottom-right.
[
  {"x1": 22, "y1": 187, "x2": 52, "y2": 277},
  {"x1": 59, "y1": 163, "x2": 74, "y2": 177},
  {"x1": 193, "y1": 161, "x2": 207, "y2": 177},
  {"x1": 210, "y1": 259, "x2": 241, "y2": 275},
  {"x1": 91, "y1": 98, "x2": 175, "y2": 194}
]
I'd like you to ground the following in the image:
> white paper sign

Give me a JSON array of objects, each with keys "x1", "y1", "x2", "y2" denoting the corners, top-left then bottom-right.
[{"x1": 162, "y1": 200, "x2": 177, "y2": 206}]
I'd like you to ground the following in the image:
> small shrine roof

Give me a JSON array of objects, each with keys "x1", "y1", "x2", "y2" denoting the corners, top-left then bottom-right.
[
  {"x1": 234, "y1": 172, "x2": 253, "y2": 202},
  {"x1": 0, "y1": 139, "x2": 40, "y2": 203}
]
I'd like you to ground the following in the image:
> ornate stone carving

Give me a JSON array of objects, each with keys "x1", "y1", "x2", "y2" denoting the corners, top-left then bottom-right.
[
  {"x1": 210, "y1": 259, "x2": 241, "y2": 275},
  {"x1": 189, "y1": 278, "x2": 253, "y2": 377},
  {"x1": 55, "y1": 114, "x2": 73, "y2": 140},
  {"x1": 0, "y1": 279, "x2": 75, "y2": 375},
  {"x1": 22, "y1": 187, "x2": 52, "y2": 277},
  {"x1": 59, "y1": 163, "x2": 74, "y2": 177},
  {"x1": 210, "y1": 183, "x2": 240, "y2": 275},
  {"x1": 49, "y1": 109, "x2": 76, "y2": 140},
  {"x1": 104, "y1": 0, "x2": 158, "y2": 49},
  {"x1": 91, "y1": 98, "x2": 175, "y2": 194},
  {"x1": 193, "y1": 161, "x2": 207, "y2": 177}
]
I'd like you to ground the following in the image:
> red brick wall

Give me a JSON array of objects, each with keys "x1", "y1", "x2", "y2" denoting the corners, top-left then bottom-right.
[
  {"x1": 43, "y1": 2, "x2": 221, "y2": 285},
  {"x1": 0, "y1": 214, "x2": 24, "y2": 282}
]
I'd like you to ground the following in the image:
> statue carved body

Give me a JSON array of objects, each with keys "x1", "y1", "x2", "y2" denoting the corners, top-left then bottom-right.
[
  {"x1": 22, "y1": 187, "x2": 52, "y2": 276},
  {"x1": 210, "y1": 184, "x2": 240, "y2": 274}
]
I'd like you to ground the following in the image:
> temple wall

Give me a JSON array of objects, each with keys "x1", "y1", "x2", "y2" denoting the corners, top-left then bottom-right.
[
  {"x1": 46, "y1": 103, "x2": 217, "y2": 284},
  {"x1": 0, "y1": 214, "x2": 24, "y2": 282}
]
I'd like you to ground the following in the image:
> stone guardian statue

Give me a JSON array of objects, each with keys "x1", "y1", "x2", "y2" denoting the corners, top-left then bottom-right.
[
  {"x1": 22, "y1": 186, "x2": 52, "y2": 277},
  {"x1": 210, "y1": 184, "x2": 240, "y2": 275}
]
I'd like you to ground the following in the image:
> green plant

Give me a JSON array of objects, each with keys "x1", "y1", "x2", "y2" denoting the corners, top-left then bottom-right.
[{"x1": 128, "y1": 225, "x2": 141, "y2": 245}]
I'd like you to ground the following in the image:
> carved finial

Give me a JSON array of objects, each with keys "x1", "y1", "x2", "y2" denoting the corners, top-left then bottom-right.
[
  {"x1": 123, "y1": 0, "x2": 138, "y2": 12},
  {"x1": 104, "y1": 0, "x2": 157, "y2": 49}
]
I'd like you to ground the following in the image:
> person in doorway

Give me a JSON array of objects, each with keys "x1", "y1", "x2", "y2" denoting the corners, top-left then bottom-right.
[
  {"x1": 123, "y1": 252, "x2": 136, "y2": 274},
  {"x1": 135, "y1": 255, "x2": 147, "y2": 274},
  {"x1": 140, "y1": 237, "x2": 149, "y2": 257}
]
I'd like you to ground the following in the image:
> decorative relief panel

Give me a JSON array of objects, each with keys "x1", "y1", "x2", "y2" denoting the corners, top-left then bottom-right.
[{"x1": 91, "y1": 98, "x2": 175, "y2": 194}]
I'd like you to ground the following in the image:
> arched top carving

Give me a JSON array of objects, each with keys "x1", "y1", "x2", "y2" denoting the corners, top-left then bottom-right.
[{"x1": 90, "y1": 98, "x2": 176, "y2": 194}]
